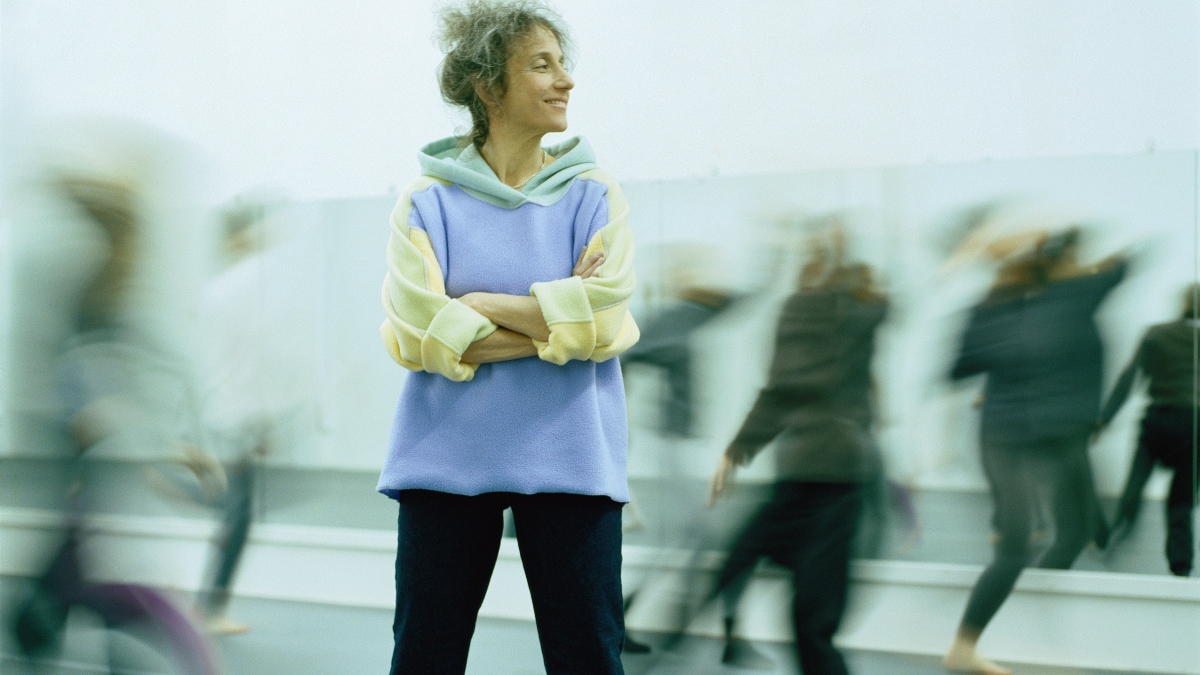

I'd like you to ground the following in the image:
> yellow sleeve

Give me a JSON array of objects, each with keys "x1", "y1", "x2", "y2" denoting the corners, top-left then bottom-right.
[
  {"x1": 380, "y1": 178, "x2": 498, "y2": 381},
  {"x1": 528, "y1": 170, "x2": 640, "y2": 364}
]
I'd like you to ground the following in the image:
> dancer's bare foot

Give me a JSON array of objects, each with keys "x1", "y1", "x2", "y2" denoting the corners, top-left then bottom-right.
[
  {"x1": 944, "y1": 640, "x2": 1011, "y2": 675},
  {"x1": 206, "y1": 616, "x2": 250, "y2": 635}
]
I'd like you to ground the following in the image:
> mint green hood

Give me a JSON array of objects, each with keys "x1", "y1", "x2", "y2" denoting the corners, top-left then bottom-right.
[{"x1": 417, "y1": 136, "x2": 599, "y2": 209}]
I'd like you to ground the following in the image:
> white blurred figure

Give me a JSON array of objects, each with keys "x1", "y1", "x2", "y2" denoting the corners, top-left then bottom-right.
[{"x1": 183, "y1": 194, "x2": 320, "y2": 634}]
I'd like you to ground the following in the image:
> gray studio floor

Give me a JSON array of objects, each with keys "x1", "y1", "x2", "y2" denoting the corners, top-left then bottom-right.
[{"x1": 0, "y1": 581, "x2": 1146, "y2": 675}]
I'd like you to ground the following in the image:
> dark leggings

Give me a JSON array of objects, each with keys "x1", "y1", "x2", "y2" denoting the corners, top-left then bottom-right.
[
  {"x1": 1116, "y1": 406, "x2": 1198, "y2": 575},
  {"x1": 960, "y1": 437, "x2": 1096, "y2": 631},
  {"x1": 198, "y1": 458, "x2": 255, "y2": 616},
  {"x1": 390, "y1": 490, "x2": 625, "y2": 675},
  {"x1": 714, "y1": 482, "x2": 861, "y2": 675}
]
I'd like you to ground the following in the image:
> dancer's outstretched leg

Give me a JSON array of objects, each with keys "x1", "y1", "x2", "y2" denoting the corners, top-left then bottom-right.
[
  {"x1": 945, "y1": 444, "x2": 1029, "y2": 675},
  {"x1": 714, "y1": 498, "x2": 776, "y2": 669}
]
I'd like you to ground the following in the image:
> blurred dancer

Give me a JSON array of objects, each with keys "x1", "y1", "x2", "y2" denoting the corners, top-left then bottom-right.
[
  {"x1": 622, "y1": 286, "x2": 733, "y2": 438},
  {"x1": 377, "y1": 3, "x2": 638, "y2": 673},
  {"x1": 944, "y1": 229, "x2": 1125, "y2": 675},
  {"x1": 708, "y1": 256, "x2": 887, "y2": 675},
  {"x1": 618, "y1": 285, "x2": 732, "y2": 654},
  {"x1": 186, "y1": 200, "x2": 289, "y2": 634},
  {"x1": 1098, "y1": 284, "x2": 1199, "y2": 575},
  {"x1": 11, "y1": 176, "x2": 218, "y2": 675},
  {"x1": 618, "y1": 284, "x2": 734, "y2": 654}
]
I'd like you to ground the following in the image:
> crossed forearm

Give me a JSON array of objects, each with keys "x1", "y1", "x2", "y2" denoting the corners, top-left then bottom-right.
[
  {"x1": 458, "y1": 292, "x2": 549, "y2": 364},
  {"x1": 459, "y1": 292, "x2": 550, "y2": 342},
  {"x1": 462, "y1": 327, "x2": 539, "y2": 364},
  {"x1": 456, "y1": 252, "x2": 603, "y2": 365}
]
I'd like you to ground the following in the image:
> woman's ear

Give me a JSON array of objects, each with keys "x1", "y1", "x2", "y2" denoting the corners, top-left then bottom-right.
[{"x1": 474, "y1": 78, "x2": 500, "y2": 112}]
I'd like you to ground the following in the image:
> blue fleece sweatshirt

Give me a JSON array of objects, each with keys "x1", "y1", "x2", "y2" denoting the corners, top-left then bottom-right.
[{"x1": 376, "y1": 136, "x2": 639, "y2": 501}]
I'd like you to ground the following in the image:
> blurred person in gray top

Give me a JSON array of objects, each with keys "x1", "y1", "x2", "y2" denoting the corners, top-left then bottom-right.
[
  {"x1": 1098, "y1": 284, "x2": 1199, "y2": 575},
  {"x1": 721, "y1": 263, "x2": 884, "y2": 480},
  {"x1": 944, "y1": 227, "x2": 1126, "y2": 675},
  {"x1": 708, "y1": 253, "x2": 887, "y2": 675}
]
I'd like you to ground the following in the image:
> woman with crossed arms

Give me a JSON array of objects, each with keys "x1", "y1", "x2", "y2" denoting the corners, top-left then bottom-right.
[{"x1": 377, "y1": 2, "x2": 639, "y2": 674}]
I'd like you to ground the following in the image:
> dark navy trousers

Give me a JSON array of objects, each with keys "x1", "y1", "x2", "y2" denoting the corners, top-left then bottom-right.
[{"x1": 390, "y1": 490, "x2": 625, "y2": 675}]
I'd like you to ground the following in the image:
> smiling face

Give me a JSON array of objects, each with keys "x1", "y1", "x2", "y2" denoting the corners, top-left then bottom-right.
[{"x1": 488, "y1": 24, "x2": 573, "y2": 137}]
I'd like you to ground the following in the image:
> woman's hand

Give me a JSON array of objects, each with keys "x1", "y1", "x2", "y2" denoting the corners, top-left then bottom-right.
[
  {"x1": 708, "y1": 454, "x2": 737, "y2": 507},
  {"x1": 574, "y1": 249, "x2": 605, "y2": 279}
]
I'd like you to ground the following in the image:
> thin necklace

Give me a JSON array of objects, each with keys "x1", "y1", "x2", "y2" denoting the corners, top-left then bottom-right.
[{"x1": 513, "y1": 150, "x2": 547, "y2": 191}]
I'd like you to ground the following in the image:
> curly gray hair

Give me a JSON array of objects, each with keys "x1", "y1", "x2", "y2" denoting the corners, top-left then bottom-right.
[{"x1": 435, "y1": 0, "x2": 572, "y2": 148}]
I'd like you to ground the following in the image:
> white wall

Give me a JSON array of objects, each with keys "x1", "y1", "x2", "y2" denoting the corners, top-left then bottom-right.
[{"x1": 3, "y1": 0, "x2": 1197, "y2": 201}]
